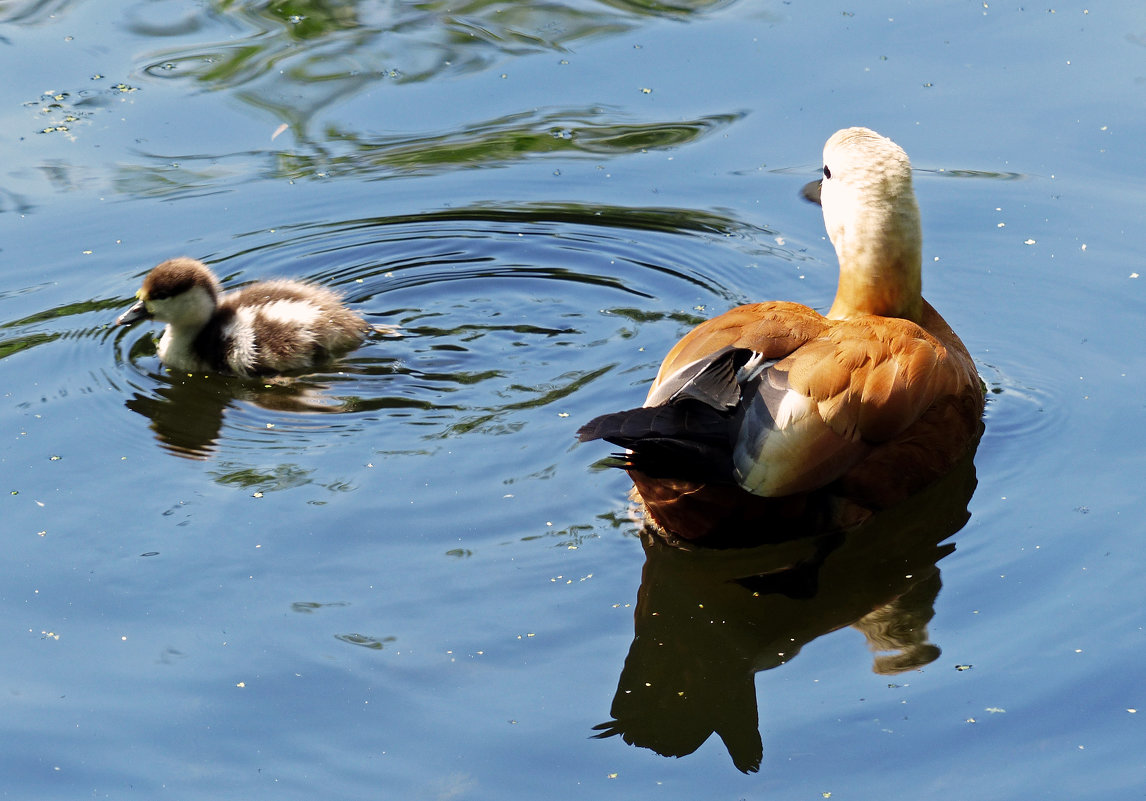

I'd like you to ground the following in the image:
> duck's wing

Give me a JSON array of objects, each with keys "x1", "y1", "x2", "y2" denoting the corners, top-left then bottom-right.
[
  {"x1": 647, "y1": 301, "x2": 829, "y2": 403},
  {"x1": 577, "y1": 345, "x2": 753, "y2": 483},
  {"x1": 733, "y1": 315, "x2": 967, "y2": 496},
  {"x1": 579, "y1": 302, "x2": 827, "y2": 485},
  {"x1": 581, "y1": 301, "x2": 974, "y2": 500}
]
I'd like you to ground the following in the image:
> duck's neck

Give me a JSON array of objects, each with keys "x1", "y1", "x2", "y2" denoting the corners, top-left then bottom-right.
[{"x1": 826, "y1": 205, "x2": 924, "y2": 323}]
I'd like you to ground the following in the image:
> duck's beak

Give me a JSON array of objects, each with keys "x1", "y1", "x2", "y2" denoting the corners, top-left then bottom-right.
[
  {"x1": 116, "y1": 299, "x2": 152, "y2": 326},
  {"x1": 801, "y1": 178, "x2": 822, "y2": 206}
]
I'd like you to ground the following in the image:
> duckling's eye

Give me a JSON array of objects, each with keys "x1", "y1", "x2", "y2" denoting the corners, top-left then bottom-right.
[{"x1": 823, "y1": 165, "x2": 832, "y2": 180}]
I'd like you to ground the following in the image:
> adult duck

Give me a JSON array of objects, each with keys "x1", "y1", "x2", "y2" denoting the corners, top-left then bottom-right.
[{"x1": 579, "y1": 127, "x2": 985, "y2": 544}]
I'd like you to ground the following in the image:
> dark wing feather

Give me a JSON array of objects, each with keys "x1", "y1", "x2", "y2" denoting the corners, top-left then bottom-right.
[
  {"x1": 644, "y1": 347, "x2": 752, "y2": 409},
  {"x1": 579, "y1": 344, "x2": 796, "y2": 485}
]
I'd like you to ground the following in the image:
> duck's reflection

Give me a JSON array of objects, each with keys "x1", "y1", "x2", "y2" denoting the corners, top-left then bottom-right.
[
  {"x1": 125, "y1": 372, "x2": 354, "y2": 458},
  {"x1": 593, "y1": 436, "x2": 980, "y2": 773}
]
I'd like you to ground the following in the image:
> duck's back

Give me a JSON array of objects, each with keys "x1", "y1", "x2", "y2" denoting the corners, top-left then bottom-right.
[
  {"x1": 653, "y1": 299, "x2": 981, "y2": 493},
  {"x1": 200, "y1": 281, "x2": 366, "y2": 376}
]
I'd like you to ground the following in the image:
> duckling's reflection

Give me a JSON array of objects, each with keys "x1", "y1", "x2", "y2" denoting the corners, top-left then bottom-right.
[
  {"x1": 593, "y1": 435, "x2": 981, "y2": 774},
  {"x1": 126, "y1": 373, "x2": 353, "y2": 458}
]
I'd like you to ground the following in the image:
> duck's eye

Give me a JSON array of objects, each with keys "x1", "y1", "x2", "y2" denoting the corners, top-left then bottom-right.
[{"x1": 823, "y1": 165, "x2": 832, "y2": 179}]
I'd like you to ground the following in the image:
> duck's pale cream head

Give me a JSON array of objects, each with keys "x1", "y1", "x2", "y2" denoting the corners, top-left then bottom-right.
[
  {"x1": 116, "y1": 258, "x2": 221, "y2": 330},
  {"x1": 818, "y1": 127, "x2": 923, "y2": 323}
]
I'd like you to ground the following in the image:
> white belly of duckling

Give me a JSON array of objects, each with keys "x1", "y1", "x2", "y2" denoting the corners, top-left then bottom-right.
[{"x1": 155, "y1": 325, "x2": 212, "y2": 373}]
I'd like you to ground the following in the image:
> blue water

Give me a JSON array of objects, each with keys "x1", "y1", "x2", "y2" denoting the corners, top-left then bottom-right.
[{"x1": 2, "y1": 1, "x2": 1144, "y2": 798}]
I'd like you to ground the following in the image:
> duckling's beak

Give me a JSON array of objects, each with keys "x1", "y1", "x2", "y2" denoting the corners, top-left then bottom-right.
[
  {"x1": 801, "y1": 179, "x2": 822, "y2": 206},
  {"x1": 116, "y1": 299, "x2": 152, "y2": 326}
]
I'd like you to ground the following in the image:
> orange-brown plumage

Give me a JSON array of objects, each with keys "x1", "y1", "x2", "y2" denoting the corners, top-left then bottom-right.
[{"x1": 579, "y1": 128, "x2": 984, "y2": 544}]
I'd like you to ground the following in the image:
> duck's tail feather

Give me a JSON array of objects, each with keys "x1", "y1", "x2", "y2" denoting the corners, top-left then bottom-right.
[{"x1": 577, "y1": 400, "x2": 735, "y2": 482}]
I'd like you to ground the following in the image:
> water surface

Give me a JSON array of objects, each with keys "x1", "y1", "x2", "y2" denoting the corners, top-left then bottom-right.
[{"x1": 2, "y1": 1, "x2": 1144, "y2": 799}]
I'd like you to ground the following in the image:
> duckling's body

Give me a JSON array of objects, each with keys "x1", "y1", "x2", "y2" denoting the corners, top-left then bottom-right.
[
  {"x1": 117, "y1": 258, "x2": 368, "y2": 377},
  {"x1": 579, "y1": 128, "x2": 984, "y2": 542}
]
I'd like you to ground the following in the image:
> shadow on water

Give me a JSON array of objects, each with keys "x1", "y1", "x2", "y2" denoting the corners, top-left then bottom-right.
[
  {"x1": 132, "y1": 0, "x2": 744, "y2": 96},
  {"x1": 116, "y1": 0, "x2": 752, "y2": 194},
  {"x1": 592, "y1": 436, "x2": 982, "y2": 773},
  {"x1": 121, "y1": 369, "x2": 395, "y2": 459},
  {"x1": 118, "y1": 107, "x2": 748, "y2": 199},
  {"x1": 9, "y1": 0, "x2": 754, "y2": 204}
]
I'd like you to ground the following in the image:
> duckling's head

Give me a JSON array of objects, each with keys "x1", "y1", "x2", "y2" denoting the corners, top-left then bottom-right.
[
  {"x1": 116, "y1": 258, "x2": 221, "y2": 330},
  {"x1": 818, "y1": 127, "x2": 924, "y2": 323}
]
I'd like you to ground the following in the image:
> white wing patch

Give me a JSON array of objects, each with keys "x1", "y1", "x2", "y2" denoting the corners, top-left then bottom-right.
[
  {"x1": 259, "y1": 299, "x2": 322, "y2": 329},
  {"x1": 733, "y1": 388, "x2": 867, "y2": 497},
  {"x1": 734, "y1": 351, "x2": 772, "y2": 384},
  {"x1": 771, "y1": 387, "x2": 815, "y2": 428},
  {"x1": 223, "y1": 308, "x2": 259, "y2": 375}
]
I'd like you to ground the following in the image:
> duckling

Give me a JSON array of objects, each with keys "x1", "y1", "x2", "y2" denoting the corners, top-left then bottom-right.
[
  {"x1": 116, "y1": 257, "x2": 369, "y2": 377},
  {"x1": 579, "y1": 127, "x2": 985, "y2": 542}
]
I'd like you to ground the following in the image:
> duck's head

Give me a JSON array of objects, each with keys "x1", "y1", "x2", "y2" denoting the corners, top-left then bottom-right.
[
  {"x1": 116, "y1": 257, "x2": 221, "y2": 330},
  {"x1": 813, "y1": 127, "x2": 924, "y2": 323}
]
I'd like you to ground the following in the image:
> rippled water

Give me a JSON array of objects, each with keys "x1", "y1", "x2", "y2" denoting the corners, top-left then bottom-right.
[{"x1": 3, "y1": 1, "x2": 1145, "y2": 799}]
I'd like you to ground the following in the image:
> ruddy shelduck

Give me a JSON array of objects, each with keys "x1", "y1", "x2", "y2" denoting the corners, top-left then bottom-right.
[{"x1": 579, "y1": 127, "x2": 985, "y2": 543}]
